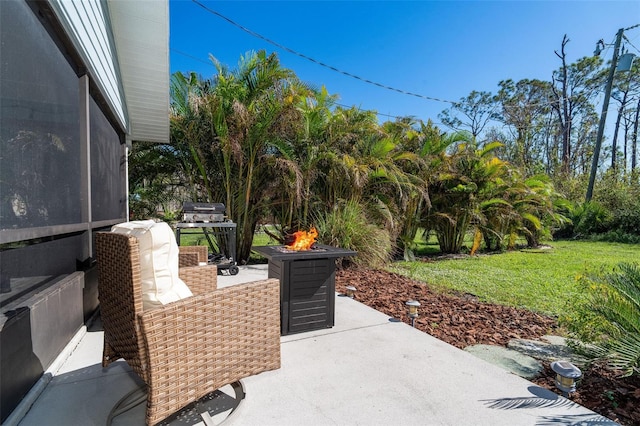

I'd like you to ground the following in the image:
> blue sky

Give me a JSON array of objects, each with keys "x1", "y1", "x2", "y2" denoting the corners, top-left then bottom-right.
[{"x1": 170, "y1": 0, "x2": 640, "y2": 131}]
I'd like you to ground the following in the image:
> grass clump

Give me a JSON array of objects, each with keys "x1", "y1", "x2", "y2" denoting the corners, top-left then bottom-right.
[{"x1": 314, "y1": 201, "x2": 392, "y2": 268}]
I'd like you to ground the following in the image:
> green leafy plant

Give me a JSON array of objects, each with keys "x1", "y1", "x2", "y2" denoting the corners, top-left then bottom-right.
[
  {"x1": 608, "y1": 202, "x2": 640, "y2": 236},
  {"x1": 313, "y1": 200, "x2": 392, "y2": 268},
  {"x1": 572, "y1": 201, "x2": 611, "y2": 237},
  {"x1": 603, "y1": 390, "x2": 618, "y2": 409},
  {"x1": 562, "y1": 262, "x2": 640, "y2": 377}
]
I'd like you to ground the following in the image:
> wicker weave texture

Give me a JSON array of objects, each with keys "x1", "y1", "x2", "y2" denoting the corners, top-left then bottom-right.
[
  {"x1": 178, "y1": 264, "x2": 217, "y2": 295},
  {"x1": 95, "y1": 233, "x2": 149, "y2": 381},
  {"x1": 178, "y1": 246, "x2": 208, "y2": 266},
  {"x1": 95, "y1": 232, "x2": 281, "y2": 425},
  {"x1": 140, "y1": 279, "x2": 281, "y2": 424}
]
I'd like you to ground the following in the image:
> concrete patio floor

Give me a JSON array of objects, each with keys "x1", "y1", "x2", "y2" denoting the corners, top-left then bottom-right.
[{"x1": 13, "y1": 264, "x2": 617, "y2": 426}]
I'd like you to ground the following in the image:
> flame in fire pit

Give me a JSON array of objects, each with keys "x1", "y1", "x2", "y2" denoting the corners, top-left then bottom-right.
[{"x1": 286, "y1": 227, "x2": 318, "y2": 251}]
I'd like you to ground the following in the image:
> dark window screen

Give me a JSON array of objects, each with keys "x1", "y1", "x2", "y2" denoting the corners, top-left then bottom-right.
[
  {"x1": 90, "y1": 98, "x2": 125, "y2": 221},
  {"x1": 0, "y1": 0, "x2": 81, "y2": 230},
  {"x1": 0, "y1": 234, "x2": 85, "y2": 308},
  {"x1": 0, "y1": 0, "x2": 87, "y2": 309}
]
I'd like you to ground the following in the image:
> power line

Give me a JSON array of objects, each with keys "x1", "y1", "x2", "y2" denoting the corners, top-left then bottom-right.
[
  {"x1": 170, "y1": 48, "x2": 444, "y2": 124},
  {"x1": 171, "y1": 48, "x2": 213, "y2": 68},
  {"x1": 334, "y1": 102, "x2": 447, "y2": 126},
  {"x1": 190, "y1": 0, "x2": 455, "y2": 105},
  {"x1": 187, "y1": 0, "x2": 598, "y2": 117},
  {"x1": 182, "y1": 2, "x2": 635, "y2": 127},
  {"x1": 622, "y1": 35, "x2": 640, "y2": 55}
]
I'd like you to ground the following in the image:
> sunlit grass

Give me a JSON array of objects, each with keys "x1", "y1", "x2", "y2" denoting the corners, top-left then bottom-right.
[
  {"x1": 178, "y1": 224, "x2": 639, "y2": 318},
  {"x1": 178, "y1": 225, "x2": 279, "y2": 263},
  {"x1": 177, "y1": 225, "x2": 279, "y2": 247},
  {"x1": 390, "y1": 240, "x2": 640, "y2": 317}
]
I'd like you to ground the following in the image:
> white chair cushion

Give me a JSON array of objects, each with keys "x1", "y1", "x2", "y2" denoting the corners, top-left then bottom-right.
[{"x1": 111, "y1": 220, "x2": 193, "y2": 310}]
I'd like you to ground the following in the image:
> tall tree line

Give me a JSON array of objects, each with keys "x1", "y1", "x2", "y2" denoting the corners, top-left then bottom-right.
[
  {"x1": 440, "y1": 37, "x2": 640, "y2": 183},
  {"x1": 131, "y1": 50, "x2": 568, "y2": 264}
]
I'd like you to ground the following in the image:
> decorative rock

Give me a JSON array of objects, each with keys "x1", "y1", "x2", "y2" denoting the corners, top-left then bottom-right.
[
  {"x1": 507, "y1": 338, "x2": 573, "y2": 362},
  {"x1": 464, "y1": 344, "x2": 543, "y2": 379},
  {"x1": 507, "y1": 335, "x2": 591, "y2": 368},
  {"x1": 540, "y1": 335, "x2": 568, "y2": 346}
]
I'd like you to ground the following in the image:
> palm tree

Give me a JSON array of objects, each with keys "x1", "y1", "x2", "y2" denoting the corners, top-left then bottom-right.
[
  {"x1": 170, "y1": 70, "x2": 232, "y2": 205},
  {"x1": 509, "y1": 174, "x2": 569, "y2": 247},
  {"x1": 339, "y1": 132, "x2": 422, "y2": 243},
  {"x1": 170, "y1": 51, "x2": 306, "y2": 261},
  {"x1": 595, "y1": 262, "x2": 640, "y2": 377},
  {"x1": 393, "y1": 120, "x2": 455, "y2": 259},
  {"x1": 319, "y1": 106, "x2": 381, "y2": 208},
  {"x1": 424, "y1": 137, "x2": 506, "y2": 253},
  {"x1": 475, "y1": 171, "x2": 569, "y2": 251},
  {"x1": 207, "y1": 51, "x2": 306, "y2": 261},
  {"x1": 294, "y1": 85, "x2": 337, "y2": 227}
]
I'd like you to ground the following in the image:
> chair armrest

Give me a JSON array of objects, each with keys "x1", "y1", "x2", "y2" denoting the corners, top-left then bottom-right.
[
  {"x1": 178, "y1": 252, "x2": 199, "y2": 267},
  {"x1": 179, "y1": 264, "x2": 217, "y2": 294},
  {"x1": 138, "y1": 278, "x2": 281, "y2": 425},
  {"x1": 179, "y1": 246, "x2": 208, "y2": 266}
]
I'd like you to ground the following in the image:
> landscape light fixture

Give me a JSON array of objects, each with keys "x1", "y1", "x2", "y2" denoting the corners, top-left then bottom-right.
[
  {"x1": 550, "y1": 360, "x2": 582, "y2": 397},
  {"x1": 345, "y1": 285, "x2": 356, "y2": 298},
  {"x1": 405, "y1": 299, "x2": 420, "y2": 327}
]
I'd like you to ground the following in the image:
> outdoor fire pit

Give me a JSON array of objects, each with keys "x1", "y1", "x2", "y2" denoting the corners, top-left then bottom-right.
[{"x1": 253, "y1": 242, "x2": 356, "y2": 335}]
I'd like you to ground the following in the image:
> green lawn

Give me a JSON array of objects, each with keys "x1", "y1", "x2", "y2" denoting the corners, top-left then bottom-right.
[
  {"x1": 178, "y1": 225, "x2": 279, "y2": 247},
  {"x1": 178, "y1": 225, "x2": 639, "y2": 318},
  {"x1": 390, "y1": 240, "x2": 640, "y2": 317},
  {"x1": 177, "y1": 225, "x2": 279, "y2": 262}
]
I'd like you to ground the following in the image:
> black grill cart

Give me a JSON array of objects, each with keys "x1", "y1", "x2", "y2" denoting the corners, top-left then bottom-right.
[{"x1": 175, "y1": 221, "x2": 238, "y2": 275}]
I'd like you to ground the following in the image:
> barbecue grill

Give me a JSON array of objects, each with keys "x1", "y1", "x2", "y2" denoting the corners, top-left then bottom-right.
[
  {"x1": 176, "y1": 202, "x2": 239, "y2": 275},
  {"x1": 182, "y1": 202, "x2": 226, "y2": 223}
]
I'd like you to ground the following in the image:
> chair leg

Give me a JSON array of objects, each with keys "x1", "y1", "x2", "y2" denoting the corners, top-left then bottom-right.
[
  {"x1": 222, "y1": 380, "x2": 246, "y2": 423},
  {"x1": 106, "y1": 381, "x2": 246, "y2": 425},
  {"x1": 169, "y1": 381, "x2": 246, "y2": 426}
]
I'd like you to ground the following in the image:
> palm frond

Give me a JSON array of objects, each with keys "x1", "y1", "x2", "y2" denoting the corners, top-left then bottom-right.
[{"x1": 604, "y1": 332, "x2": 640, "y2": 377}]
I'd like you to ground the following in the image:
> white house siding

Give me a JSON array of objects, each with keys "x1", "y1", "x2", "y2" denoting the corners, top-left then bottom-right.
[
  {"x1": 48, "y1": 0, "x2": 170, "y2": 143},
  {"x1": 48, "y1": 0, "x2": 127, "y2": 132},
  {"x1": 108, "y1": 0, "x2": 170, "y2": 143}
]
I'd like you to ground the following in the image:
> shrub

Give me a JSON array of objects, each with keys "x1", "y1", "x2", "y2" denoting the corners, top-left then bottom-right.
[
  {"x1": 591, "y1": 231, "x2": 640, "y2": 244},
  {"x1": 554, "y1": 174, "x2": 640, "y2": 240},
  {"x1": 561, "y1": 263, "x2": 640, "y2": 377},
  {"x1": 572, "y1": 201, "x2": 611, "y2": 237},
  {"x1": 608, "y1": 203, "x2": 640, "y2": 236},
  {"x1": 313, "y1": 201, "x2": 393, "y2": 269}
]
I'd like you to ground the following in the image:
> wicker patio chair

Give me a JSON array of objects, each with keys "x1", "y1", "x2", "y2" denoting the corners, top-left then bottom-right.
[
  {"x1": 178, "y1": 245, "x2": 208, "y2": 267},
  {"x1": 95, "y1": 232, "x2": 281, "y2": 425}
]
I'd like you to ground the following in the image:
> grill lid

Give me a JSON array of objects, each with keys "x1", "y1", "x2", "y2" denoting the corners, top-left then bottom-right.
[
  {"x1": 182, "y1": 202, "x2": 225, "y2": 213},
  {"x1": 182, "y1": 202, "x2": 226, "y2": 222}
]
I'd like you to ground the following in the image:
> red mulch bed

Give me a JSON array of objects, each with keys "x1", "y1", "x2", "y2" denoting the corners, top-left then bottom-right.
[{"x1": 335, "y1": 267, "x2": 640, "y2": 426}]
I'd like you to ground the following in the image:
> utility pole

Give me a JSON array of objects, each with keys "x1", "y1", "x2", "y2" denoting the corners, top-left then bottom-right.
[{"x1": 585, "y1": 28, "x2": 623, "y2": 202}]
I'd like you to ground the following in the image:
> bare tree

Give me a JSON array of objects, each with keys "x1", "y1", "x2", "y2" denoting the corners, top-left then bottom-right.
[
  {"x1": 633, "y1": 97, "x2": 640, "y2": 172},
  {"x1": 551, "y1": 35, "x2": 572, "y2": 175},
  {"x1": 550, "y1": 35, "x2": 602, "y2": 176},
  {"x1": 610, "y1": 59, "x2": 640, "y2": 171}
]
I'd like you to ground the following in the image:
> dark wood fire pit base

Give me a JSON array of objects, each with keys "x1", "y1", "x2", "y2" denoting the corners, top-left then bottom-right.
[{"x1": 253, "y1": 245, "x2": 356, "y2": 335}]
